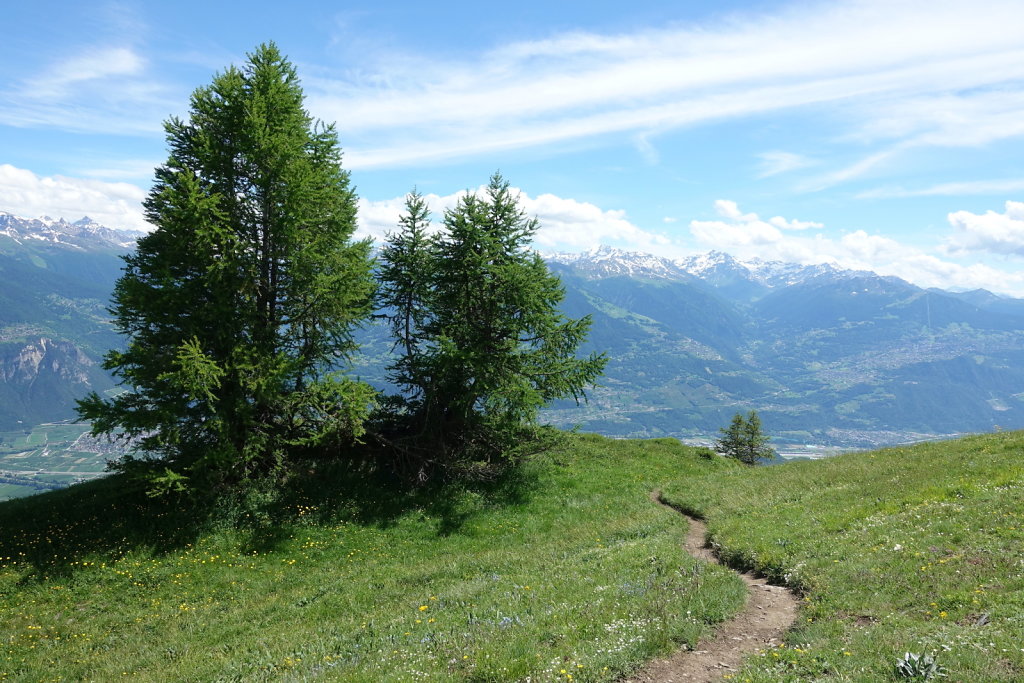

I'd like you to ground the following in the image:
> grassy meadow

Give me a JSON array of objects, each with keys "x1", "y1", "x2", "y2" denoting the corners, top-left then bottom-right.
[
  {"x1": 0, "y1": 434, "x2": 746, "y2": 682},
  {"x1": 5, "y1": 429, "x2": 1023, "y2": 681},
  {"x1": 663, "y1": 430, "x2": 1024, "y2": 682}
]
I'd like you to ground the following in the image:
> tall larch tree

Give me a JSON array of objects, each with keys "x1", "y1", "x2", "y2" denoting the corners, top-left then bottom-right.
[{"x1": 77, "y1": 43, "x2": 376, "y2": 492}]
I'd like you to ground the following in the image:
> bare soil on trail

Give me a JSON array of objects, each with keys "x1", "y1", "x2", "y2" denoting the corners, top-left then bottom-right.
[{"x1": 622, "y1": 491, "x2": 800, "y2": 682}]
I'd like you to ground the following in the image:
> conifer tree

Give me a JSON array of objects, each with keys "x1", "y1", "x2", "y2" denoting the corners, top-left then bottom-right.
[
  {"x1": 377, "y1": 174, "x2": 607, "y2": 472},
  {"x1": 714, "y1": 410, "x2": 774, "y2": 465},
  {"x1": 77, "y1": 44, "x2": 376, "y2": 492},
  {"x1": 377, "y1": 190, "x2": 434, "y2": 407}
]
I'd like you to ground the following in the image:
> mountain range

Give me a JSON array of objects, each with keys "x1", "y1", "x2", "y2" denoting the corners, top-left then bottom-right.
[
  {"x1": 542, "y1": 246, "x2": 1024, "y2": 446},
  {"x1": 2, "y1": 211, "x2": 1023, "y2": 448},
  {"x1": 0, "y1": 212, "x2": 144, "y2": 429}
]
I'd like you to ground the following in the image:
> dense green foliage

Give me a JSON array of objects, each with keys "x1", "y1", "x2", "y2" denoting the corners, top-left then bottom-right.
[
  {"x1": 377, "y1": 176, "x2": 607, "y2": 475},
  {"x1": 714, "y1": 410, "x2": 773, "y2": 464},
  {"x1": 663, "y1": 430, "x2": 1024, "y2": 681},
  {"x1": 0, "y1": 434, "x2": 744, "y2": 681},
  {"x1": 76, "y1": 44, "x2": 375, "y2": 491}
]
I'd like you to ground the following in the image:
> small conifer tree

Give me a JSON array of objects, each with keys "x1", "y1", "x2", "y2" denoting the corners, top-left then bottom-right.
[
  {"x1": 377, "y1": 174, "x2": 607, "y2": 475},
  {"x1": 714, "y1": 410, "x2": 774, "y2": 465}
]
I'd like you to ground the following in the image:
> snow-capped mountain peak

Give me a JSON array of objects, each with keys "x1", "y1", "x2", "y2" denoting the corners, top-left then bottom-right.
[
  {"x1": 545, "y1": 245, "x2": 881, "y2": 299},
  {"x1": 545, "y1": 245, "x2": 693, "y2": 280},
  {"x1": 0, "y1": 211, "x2": 144, "y2": 250}
]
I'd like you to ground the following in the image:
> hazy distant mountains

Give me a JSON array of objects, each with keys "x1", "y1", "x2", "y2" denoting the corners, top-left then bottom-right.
[
  {"x1": 0, "y1": 212, "x2": 142, "y2": 429},
  {"x1": 543, "y1": 246, "x2": 1024, "y2": 446},
  {"x1": 2, "y1": 212, "x2": 1024, "y2": 448}
]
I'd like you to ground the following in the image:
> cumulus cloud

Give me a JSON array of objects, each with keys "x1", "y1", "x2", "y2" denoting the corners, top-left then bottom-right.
[
  {"x1": 689, "y1": 200, "x2": 822, "y2": 249},
  {"x1": 0, "y1": 164, "x2": 149, "y2": 231},
  {"x1": 768, "y1": 215, "x2": 823, "y2": 231},
  {"x1": 946, "y1": 201, "x2": 1024, "y2": 256},
  {"x1": 839, "y1": 229, "x2": 902, "y2": 261},
  {"x1": 357, "y1": 186, "x2": 667, "y2": 251},
  {"x1": 689, "y1": 199, "x2": 1024, "y2": 296},
  {"x1": 527, "y1": 192, "x2": 668, "y2": 249},
  {"x1": 355, "y1": 191, "x2": 473, "y2": 243}
]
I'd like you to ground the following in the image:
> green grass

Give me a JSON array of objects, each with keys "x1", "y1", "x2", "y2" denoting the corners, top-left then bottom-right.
[
  {"x1": 0, "y1": 434, "x2": 746, "y2": 682},
  {"x1": 663, "y1": 430, "x2": 1024, "y2": 682}
]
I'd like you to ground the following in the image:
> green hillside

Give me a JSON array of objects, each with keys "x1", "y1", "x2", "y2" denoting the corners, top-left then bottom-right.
[
  {"x1": 663, "y1": 430, "x2": 1024, "y2": 681},
  {"x1": 4, "y1": 431, "x2": 1023, "y2": 681},
  {"x1": 0, "y1": 434, "x2": 745, "y2": 681}
]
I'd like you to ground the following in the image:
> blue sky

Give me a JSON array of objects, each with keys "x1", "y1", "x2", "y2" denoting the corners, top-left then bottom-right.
[{"x1": 4, "y1": 1, "x2": 1024, "y2": 294}]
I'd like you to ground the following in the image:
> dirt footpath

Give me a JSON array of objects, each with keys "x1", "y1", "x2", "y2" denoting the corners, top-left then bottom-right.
[{"x1": 623, "y1": 492, "x2": 800, "y2": 682}]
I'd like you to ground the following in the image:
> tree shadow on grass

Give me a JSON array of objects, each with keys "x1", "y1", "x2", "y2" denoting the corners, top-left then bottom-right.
[{"x1": 0, "y1": 448, "x2": 544, "y2": 581}]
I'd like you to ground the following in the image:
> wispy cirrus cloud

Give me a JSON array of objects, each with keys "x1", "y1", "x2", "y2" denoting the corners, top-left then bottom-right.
[
  {"x1": 6, "y1": 0, "x2": 1024, "y2": 189},
  {"x1": 302, "y1": 0, "x2": 1024, "y2": 174},
  {"x1": 0, "y1": 44, "x2": 175, "y2": 135},
  {"x1": 859, "y1": 178, "x2": 1024, "y2": 199},
  {"x1": 757, "y1": 151, "x2": 816, "y2": 178},
  {"x1": 23, "y1": 47, "x2": 146, "y2": 100}
]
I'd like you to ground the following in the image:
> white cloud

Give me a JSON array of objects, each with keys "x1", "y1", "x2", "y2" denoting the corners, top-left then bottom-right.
[
  {"x1": 839, "y1": 229, "x2": 902, "y2": 261},
  {"x1": 304, "y1": 0, "x2": 1024, "y2": 170},
  {"x1": 802, "y1": 149, "x2": 898, "y2": 191},
  {"x1": 73, "y1": 159, "x2": 161, "y2": 182},
  {"x1": 859, "y1": 178, "x2": 1024, "y2": 199},
  {"x1": 689, "y1": 198, "x2": 1024, "y2": 296},
  {"x1": 355, "y1": 194, "x2": 442, "y2": 242},
  {"x1": 689, "y1": 200, "x2": 822, "y2": 248},
  {"x1": 8, "y1": 0, "x2": 1024, "y2": 186},
  {"x1": 757, "y1": 151, "x2": 815, "y2": 178},
  {"x1": 848, "y1": 89, "x2": 1024, "y2": 149},
  {"x1": 0, "y1": 45, "x2": 172, "y2": 135},
  {"x1": 768, "y1": 215, "x2": 823, "y2": 231},
  {"x1": 357, "y1": 186, "x2": 667, "y2": 251},
  {"x1": 634, "y1": 134, "x2": 659, "y2": 165},
  {"x1": 947, "y1": 201, "x2": 1024, "y2": 256},
  {"x1": 527, "y1": 192, "x2": 668, "y2": 249},
  {"x1": 24, "y1": 47, "x2": 145, "y2": 100},
  {"x1": 0, "y1": 164, "x2": 149, "y2": 232}
]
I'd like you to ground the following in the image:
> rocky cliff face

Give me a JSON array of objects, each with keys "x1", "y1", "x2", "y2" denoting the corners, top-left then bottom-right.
[
  {"x1": 0, "y1": 337, "x2": 95, "y2": 386},
  {"x1": 0, "y1": 337, "x2": 112, "y2": 429}
]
